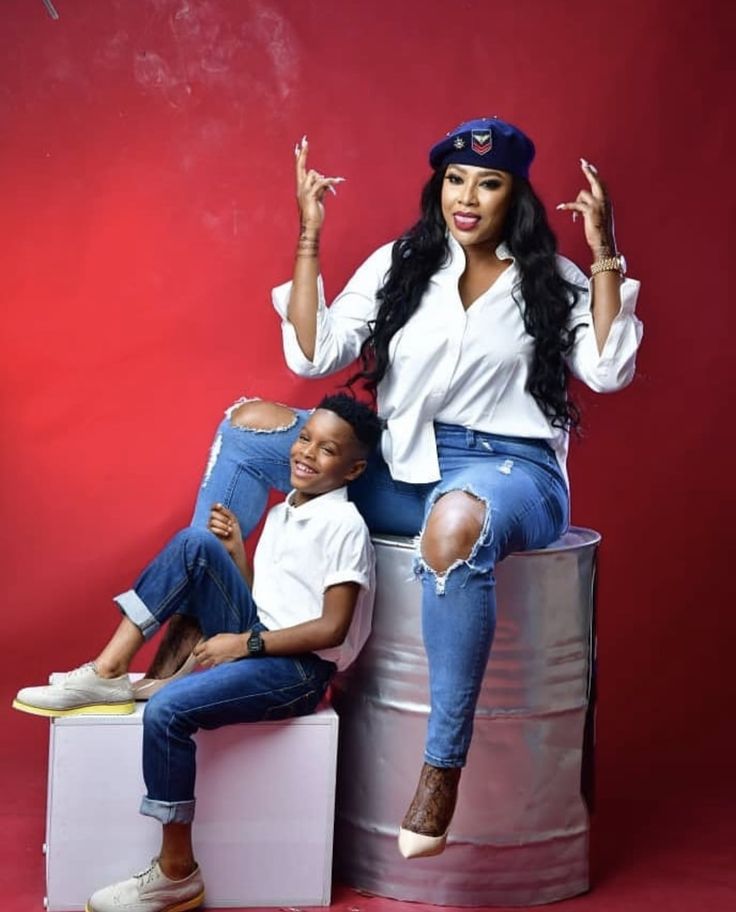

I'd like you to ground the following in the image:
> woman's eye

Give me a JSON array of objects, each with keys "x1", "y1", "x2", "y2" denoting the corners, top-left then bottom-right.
[
  {"x1": 482, "y1": 180, "x2": 503, "y2": 190},
  {"x1": 446, "y1": 173, "x2": 462, "y2": 184}
]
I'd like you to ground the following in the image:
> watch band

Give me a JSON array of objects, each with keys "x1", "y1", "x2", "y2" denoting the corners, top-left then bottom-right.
[
  {"x1": 590, "y1": 254, "x2": 625, "y2": 276},
  {"x1": 247, "y1": 630, "x2": 265, "y2": 657}
]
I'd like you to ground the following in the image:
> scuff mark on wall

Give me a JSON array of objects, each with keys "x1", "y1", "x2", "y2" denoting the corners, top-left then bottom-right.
[
  {"x1": 42, "y1": 0, "x2": 60, "y2": 21},
  {"x1": 251, "y1": 2, "x2": 298, "y2": 100},
  {"x1": 129, "y1": 1, "x2": 301, "y2": 110}
]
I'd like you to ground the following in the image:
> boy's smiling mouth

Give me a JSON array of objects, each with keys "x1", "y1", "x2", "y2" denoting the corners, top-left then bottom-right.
[{"x1": 292, "y1": 459, "x2": 318, "y2": 477}]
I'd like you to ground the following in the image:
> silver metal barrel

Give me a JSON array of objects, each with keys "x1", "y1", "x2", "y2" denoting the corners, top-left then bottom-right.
[{"x1": 332, "y1": 528, "x2": 600, "y2": 907}]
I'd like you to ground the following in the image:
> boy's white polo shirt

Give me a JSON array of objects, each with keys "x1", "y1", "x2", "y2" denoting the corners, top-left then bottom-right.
[{"x1": 252, "y1": 486, "x2": 375, "y2": 672}]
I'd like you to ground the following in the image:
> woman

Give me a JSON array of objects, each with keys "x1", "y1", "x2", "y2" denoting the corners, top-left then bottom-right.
[{"x1": 192, "y1": 116, "x2": 642, "y2": 859}]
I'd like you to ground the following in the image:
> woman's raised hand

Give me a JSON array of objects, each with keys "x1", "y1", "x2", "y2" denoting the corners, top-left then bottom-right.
[
  {"x1": 556, "y1": 159, "x2": 617, "y2": 258},
  {"x1": 295, "y1": 135, "x2": 345, "y2": 235}
]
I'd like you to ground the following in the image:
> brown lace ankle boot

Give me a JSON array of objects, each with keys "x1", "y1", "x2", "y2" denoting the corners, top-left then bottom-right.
[{"x1": 398, "y1": 762, "x2": 461, "y2": 858}]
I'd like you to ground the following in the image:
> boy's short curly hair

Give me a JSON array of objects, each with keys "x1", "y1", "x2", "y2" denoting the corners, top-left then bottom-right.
[{"x1": 317, "y1": 393, "x2": 384, "y2": 455}]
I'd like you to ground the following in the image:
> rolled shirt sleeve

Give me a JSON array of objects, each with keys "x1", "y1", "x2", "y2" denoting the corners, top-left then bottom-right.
[
  {"x1": 560, "y1": 257, "x2": 644, "y2": 392},
  {"x1": 321, "y1": 519, "x2": 374, "y2": 593},
  {"x1": 315, "y1": 510, "x2": 375, "y2": 671},
  {"x1": 271, "y1": 243, "x2": 392, "y2": 377}
]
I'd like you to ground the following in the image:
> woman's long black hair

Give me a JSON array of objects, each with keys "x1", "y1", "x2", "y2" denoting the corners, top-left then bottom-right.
[{"x1": 347, "y1": 169, "x2": 583, "y2": 431}]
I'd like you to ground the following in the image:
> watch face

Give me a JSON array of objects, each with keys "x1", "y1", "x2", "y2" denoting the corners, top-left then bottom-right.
[{"x1": 248, "y1": 633, "x2": 263, "y2": 655}]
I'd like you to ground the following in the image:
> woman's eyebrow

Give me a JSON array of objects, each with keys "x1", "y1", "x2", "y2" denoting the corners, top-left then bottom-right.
[{"x1": 448, "y1": 165, "x2": 506, "y2": 178}]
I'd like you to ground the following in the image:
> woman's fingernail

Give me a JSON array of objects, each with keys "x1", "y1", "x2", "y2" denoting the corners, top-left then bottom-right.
[
  {"x1": 334, "y1": 177, "x2": 346, "y2": 183},
  {"x1": 301, "y1": 134, "x2": 307, "y2": 146},
  {"x1": 572, "y1": 211, "x2": 578, "y2": 222},
  {"x1": 588, "y1": 162, "x2": 598, "y2": 173},
  {"x1": 328, "y1": 185, "x2": 337, "y2": 196},
  {"x1": 294, "y1": 143, "x2": 299, "y2": 156},
  {"x1": 556, "y1": 203, "x2": 566, "y2": 210},
  {"x1": 580, "y1": 157, "x2": 589, "y2": 168}
]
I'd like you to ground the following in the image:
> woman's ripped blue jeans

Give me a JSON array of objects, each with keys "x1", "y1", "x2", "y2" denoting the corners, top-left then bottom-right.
[{"x1": 192, "y1": 399, "x2": 569, "y2": 768}]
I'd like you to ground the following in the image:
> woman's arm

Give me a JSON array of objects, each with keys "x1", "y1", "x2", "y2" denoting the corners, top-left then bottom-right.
[
  {"x1": 557, "y1": 159, "x2": 627, "y2": 353},
  {"x1": 288, "y1": 137, "x2": 345, "y2": 361},
  {"x1": 191, "y1": 582, "x2": 360, "y2": 666},
  {"x1": 558, "y1": 160, "x2": 643, "y2": 391},
  {"x1": 273, "y1": 140, "x2": 387, "y2": 377}
]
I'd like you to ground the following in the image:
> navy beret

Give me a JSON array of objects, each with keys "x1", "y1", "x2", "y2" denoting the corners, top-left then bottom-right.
[{"x1": 429, "y1": 117, "x2": 535, "y2": 179}]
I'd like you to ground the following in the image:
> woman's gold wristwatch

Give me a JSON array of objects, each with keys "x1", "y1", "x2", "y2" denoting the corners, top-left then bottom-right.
[{"x1": 590, "y1": 253, "x2": 627, "y2": 276}]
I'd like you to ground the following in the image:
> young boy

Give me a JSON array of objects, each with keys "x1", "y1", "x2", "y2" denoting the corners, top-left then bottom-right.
[{"x1": 13, "y1": 393, "x2": 380, "y2": 912}]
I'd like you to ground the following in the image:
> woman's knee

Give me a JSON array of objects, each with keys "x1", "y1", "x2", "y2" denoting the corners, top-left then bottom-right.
[
  {"x1": 228, "y1": 399, "x2": 297, "y2": 431},
  {"x1": 421, "y1": 491, "x2": 487, "y2": 573}
]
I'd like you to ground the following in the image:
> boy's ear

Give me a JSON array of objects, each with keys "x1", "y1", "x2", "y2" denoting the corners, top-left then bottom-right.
[{"x1": 344, "y1": 459, "x2": 367, "y2": 482}]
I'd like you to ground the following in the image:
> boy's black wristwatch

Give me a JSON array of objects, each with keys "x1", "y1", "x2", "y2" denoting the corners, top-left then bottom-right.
[{"x1": 247, "y1": 630, "x2": 266, "y2": 657}]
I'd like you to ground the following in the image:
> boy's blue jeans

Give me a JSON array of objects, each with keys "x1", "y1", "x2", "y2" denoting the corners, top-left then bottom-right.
[
  {"x1": 192, "y1": 402, "x2": 569, "y2": 769},
  {"x1": 115, "y1": 528, "x2": 335, "y2": 824}
]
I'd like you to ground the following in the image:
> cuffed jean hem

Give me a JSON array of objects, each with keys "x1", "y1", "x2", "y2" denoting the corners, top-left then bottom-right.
[
  {"x1": 114, "y1": 589, "x2": 160, "y2": 640},
  {"x1": 140, "y1": 795, "x2": 196, "y2": 825},
  {"x1": 423, "y1": 750, "x2": 467, "y2": 769}
]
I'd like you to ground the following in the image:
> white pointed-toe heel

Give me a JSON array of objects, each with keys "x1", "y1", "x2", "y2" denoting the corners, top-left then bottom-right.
[{"x1": 398, "y1": 826, "x2": 448, "y2": 859}]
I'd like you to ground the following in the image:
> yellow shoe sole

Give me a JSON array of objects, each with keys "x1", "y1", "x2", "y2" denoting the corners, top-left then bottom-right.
[
  {"x1": 11, "y1": 699, "x2": 136, "y2": 718},
  {"x1": 85, "y1": 887, "x2": 204, "y2": 912}
]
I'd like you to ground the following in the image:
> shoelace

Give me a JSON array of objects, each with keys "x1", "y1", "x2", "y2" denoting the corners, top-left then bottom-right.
[
  {"x1": 134, "y1": 860, "x2": 160, "y2": 886},
  {"x1": 64, "y1": 662, "x2": 96, "y2": 682}
]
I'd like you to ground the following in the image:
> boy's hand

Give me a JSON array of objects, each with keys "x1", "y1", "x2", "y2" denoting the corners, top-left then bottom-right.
[
  {"x1": 193, "y1": 633, "x2": 247, "y2": 667},
  {"x1": 208, "y1": 503, "x2": 245, "y2": 563}
]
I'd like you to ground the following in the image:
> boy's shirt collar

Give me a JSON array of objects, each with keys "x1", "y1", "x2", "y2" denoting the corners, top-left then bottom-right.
[{"x1": 284, "y1": 485, "x2": 349, "y2": 520}]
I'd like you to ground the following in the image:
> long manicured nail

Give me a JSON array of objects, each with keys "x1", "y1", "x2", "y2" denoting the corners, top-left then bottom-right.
[
  {"x1": 572, "y1": 211, "x2": 578, "y2": 222},
  {"x1": 334, "y1": 177, "x2": 346, "y2": 183},
  {"x1": 556, "y1": 203, "x2": 566, "y2": 210},
  {"x1": 328, "y1": 185, "x2": 337, "y2": 196},
  {"x1": 580, "y1": 157, "x2": 598, "y2": 173},
  {"x1": 294, "y1": 143, "x2": 299, "y2": 156},
  {"x1": 301, "y1": 134, "x2": 308, "y2": 147}
]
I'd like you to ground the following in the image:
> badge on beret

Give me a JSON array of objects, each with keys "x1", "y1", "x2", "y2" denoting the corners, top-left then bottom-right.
[
  {"x1": 471, "y1": 130, "x2": 492, "y2": 155},
  {"x1": 453, "y1": 136, "x2": 465, "y2": 150}
]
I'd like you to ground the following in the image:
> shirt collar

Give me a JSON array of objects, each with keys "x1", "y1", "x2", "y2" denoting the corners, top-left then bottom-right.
[
  {"x1": 445, "y1": 232, "x2": 515, "y2": 270},
  {"x1": 284, "y1": 485, "x2": 349, "y2": 521}
]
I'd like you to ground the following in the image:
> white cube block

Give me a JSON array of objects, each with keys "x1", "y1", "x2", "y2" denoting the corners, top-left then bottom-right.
[{"x1": 44, "y1": 677, "x2": 338, "y2": 911}]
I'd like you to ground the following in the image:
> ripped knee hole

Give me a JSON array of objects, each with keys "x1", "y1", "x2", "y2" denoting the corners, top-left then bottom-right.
[
  {"x1": 228, "y1": 399, "x2": 297, "y2": 432},
  {"x1": 420, "y1": 491, "x2": 487, "y2": 574}
]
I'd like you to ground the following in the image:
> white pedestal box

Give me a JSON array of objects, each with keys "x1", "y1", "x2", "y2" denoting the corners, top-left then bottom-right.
[{"x1": 43, "y1": 683, "x2": 338, "y2": 911}]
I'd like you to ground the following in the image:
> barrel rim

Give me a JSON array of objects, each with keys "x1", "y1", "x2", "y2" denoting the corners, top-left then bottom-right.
[{"x1": 371, "y1": 526, "x2": 602, "y2": 554}]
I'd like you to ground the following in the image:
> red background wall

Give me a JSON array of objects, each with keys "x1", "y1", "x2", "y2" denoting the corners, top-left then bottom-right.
[{"x1": 1, "y1": 0, "x2": 733, "y2": 903}]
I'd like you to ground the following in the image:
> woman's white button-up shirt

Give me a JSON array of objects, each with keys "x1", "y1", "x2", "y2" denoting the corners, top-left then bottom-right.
[{"x1": 272, "y1": 235, "x2": 642, "y2": 486}]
